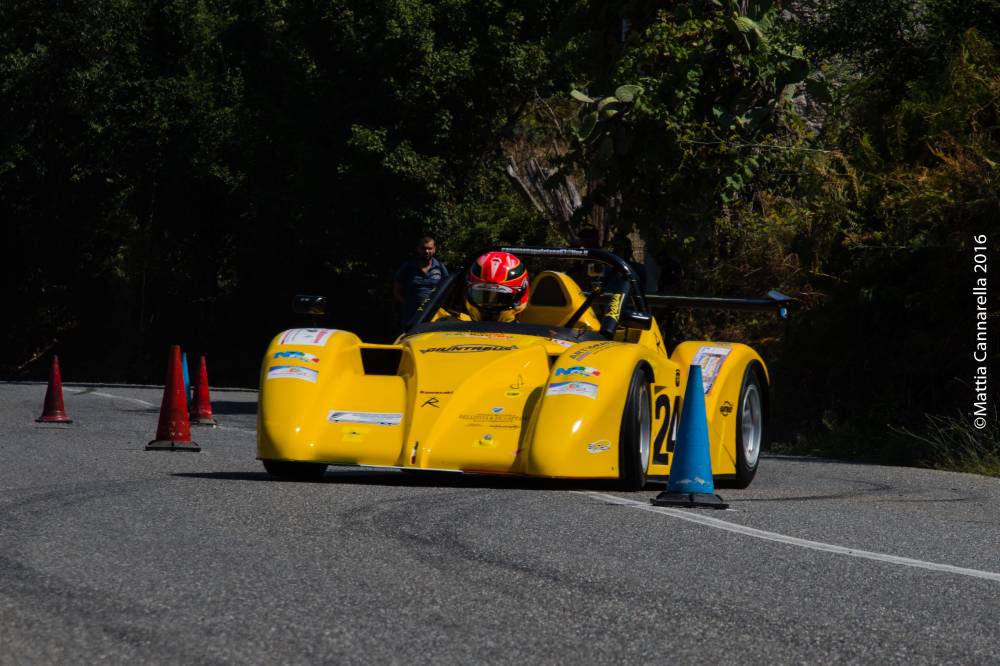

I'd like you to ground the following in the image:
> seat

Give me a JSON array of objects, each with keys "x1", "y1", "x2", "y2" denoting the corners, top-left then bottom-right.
[{"x1": 517, "y1": 271, "x2": 601, "y2": 330}]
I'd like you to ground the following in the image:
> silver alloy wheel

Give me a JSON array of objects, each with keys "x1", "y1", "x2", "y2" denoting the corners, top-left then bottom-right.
[
  {"x1": 638, "y1": 382, "x2": 651, "y2": 471},
  {"x1": 741, "y1": 382, "x2": 762, "y2": 467}
]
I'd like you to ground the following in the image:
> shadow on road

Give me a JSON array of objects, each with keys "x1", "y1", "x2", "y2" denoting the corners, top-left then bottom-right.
[
  {"x1": 171, "y1": 469, "x2": 650, "y2": 492},
  {"x1": 210, "y1": 400, "x2": 258, "y2": 415}
]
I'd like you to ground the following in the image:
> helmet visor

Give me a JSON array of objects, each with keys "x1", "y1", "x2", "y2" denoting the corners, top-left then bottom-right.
[{"x1": 468, "y1": 283, "x2": 519, "y2": 311}]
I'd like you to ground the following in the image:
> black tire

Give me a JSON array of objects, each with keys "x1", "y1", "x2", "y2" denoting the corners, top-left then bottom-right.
[
  {"x1": 618, "y1": 365, "x2": 652, "y2": 491},
  {"x1": 262, "y1": 459, "x2": 328, "y2": 481},
  {"x1": 732, "y1": 363, "x2": 766, "y2": 489}
]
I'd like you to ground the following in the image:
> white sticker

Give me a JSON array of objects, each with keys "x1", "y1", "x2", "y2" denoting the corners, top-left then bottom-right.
[
  {"x1": 546, "y1": 380, "x2": 599, "y2": 399},
  {"x1": 587, "y1": 440, "x2": 611, "y2": 453},
  {"x1": 327, "y1": 410, "x2": 402, "y2": 427},
  {"x1": 278, "y1": 328, "x2": 337, "y2": 346},
  {"x1": 690, "y1": 345, "x2": 732, "y2": 395},
  {"x1": 547, "y1": 338, "x2": 573, "y2": 348},
  {"x1": 267, "y1": 365, "x2": 319, "y2": 383}
]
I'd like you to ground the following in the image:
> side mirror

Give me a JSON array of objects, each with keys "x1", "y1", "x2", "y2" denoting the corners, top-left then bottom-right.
[
  {"x1": 622, "y1": 310, "x2": 653, "y2": 330},
  {"x1": 293, "y1": 294, "x2": 327, "y2": 315}
]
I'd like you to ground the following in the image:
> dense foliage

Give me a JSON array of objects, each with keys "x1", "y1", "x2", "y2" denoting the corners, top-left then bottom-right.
[{"x1": 2, "y1": 0, "x2": 997, "y2": 467}]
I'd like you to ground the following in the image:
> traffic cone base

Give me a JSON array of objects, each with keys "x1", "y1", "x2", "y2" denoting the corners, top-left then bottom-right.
[
  {"x1": 651, "y1": 491, "x2": 728, "y2": 509},
  {"x1": 37, "y1": 414, "x2": 73, "y2": 424},
  {"x1": 145, "y1": 439, "x2": 201, "y2": 452},
  {"x1": 191, "y1": 416, "x2": 217, "y2": 427},
  {"x1": 651, "y1": 364, "x2": 728, "y2": 510},
  {"x1": 37, "y1": 355, "x2": 73, "y2": 423}
]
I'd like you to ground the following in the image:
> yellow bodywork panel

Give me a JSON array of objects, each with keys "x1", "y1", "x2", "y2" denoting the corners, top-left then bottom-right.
[
  {"x1": 525, "y1": 340, "x2": 677, "y2": 478},
  {"x1": 257, "y1": 331, "x2": 406, "y2": 466},
  {"x1": 658, "y1": 341, "x2": 767, "y2": 477}
]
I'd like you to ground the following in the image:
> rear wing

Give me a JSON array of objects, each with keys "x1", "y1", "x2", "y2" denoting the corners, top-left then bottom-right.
[{"x1": 645, "y1": 290, "x2": 792, "y2": 320}]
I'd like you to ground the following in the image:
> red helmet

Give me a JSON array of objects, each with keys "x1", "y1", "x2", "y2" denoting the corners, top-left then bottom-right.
[{"x1": 466, "y1": 251, "x2": 530, "y2": 321}]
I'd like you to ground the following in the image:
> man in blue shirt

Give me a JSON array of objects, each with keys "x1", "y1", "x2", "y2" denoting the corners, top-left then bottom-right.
[{"x1": 393, "y1": 236, "x2": 449, "y2": 325}]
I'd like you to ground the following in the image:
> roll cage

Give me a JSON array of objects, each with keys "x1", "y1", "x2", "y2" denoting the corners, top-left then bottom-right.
[{"x1": 404, "y1": 246, "x2": 651, "y2": 340}]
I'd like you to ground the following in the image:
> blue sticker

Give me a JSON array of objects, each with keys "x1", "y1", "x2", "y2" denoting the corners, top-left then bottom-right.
[{"x1": 554, "y1": 365, "x2": 600, "y2": 378}]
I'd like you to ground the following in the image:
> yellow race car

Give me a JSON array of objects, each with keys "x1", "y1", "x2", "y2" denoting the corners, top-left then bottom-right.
[{"x1": 257, "y1": 246, "x2": 786, "y2": 489}]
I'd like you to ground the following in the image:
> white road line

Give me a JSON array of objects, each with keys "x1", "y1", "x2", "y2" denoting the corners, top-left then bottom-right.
[
  {"x1": 579, "y1": 491, "x2": 1000, "y2": 583},
  {"x1": 66, "y1": 387, "x2": 258, "y2": 435},
  {"x1": 65, "y1": 388, "x2": 155, "y2": 407}
]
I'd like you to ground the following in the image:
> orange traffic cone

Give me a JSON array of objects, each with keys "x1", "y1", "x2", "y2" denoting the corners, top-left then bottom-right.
[
  {"x1": 36, "y1": 355, "x2": 72, "y2": 423},
  {"x1": 190, "y1": 355, "x2": 217, "y2": 426},
  {"x1": 146, "y1": 345, "x2": 200, "y2": 451}
]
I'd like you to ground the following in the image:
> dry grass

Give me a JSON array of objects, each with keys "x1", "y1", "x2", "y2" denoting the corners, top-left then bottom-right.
[{"x1": 891, "y1": 404, "x2": 1000, "y2": 477}]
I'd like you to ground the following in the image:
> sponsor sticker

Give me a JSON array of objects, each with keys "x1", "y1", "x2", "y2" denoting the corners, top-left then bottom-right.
[
  {"x1": 419, "y1": 344, "x2": 518, "y2": 354},
  {"x1": 607, "y1": 293, "x2": 624, "y2": 320},
  {"x1": 327, "y1": 410, "x2": 402, "y2": 427},
  {"x1": 691, "y1": 345, "x2": 732, "y2": 395},
  {"x1": 587, "y1": 440, "x2": 611, "y2": 453},
  {"x1": 546, "y1": 337, "x2": 574, "y2": 349},
  {"x1": 504, "y1": 247, "x2": 588, "y2": 257},
  {"x1": 546, "y1": 380, "x2": 599, "y2": 399},
  {"x1": 278, "y1": 328, "x2": 336, "y2": 346},
  {"x1": 569, "y1": 341, "x2": 616, "y2": 361},
  {"x1": 475, "y1": 434, "x2": 497, "y2": 448},
  {"x1": 438, "y1": 332, "x2": 514, "y2": 340},
  {"x1": 267, "y1": 365, "x2": 319, "y2": 383},
  {"x1": 459, "y1": 413, "x2": 521, "y2": 425},
  {"x1": 273, "y1": 350, "x2": 320, "y2": 363},
  {"x1": 554, "y1": 365, "x2": 600, "y2": 378}
]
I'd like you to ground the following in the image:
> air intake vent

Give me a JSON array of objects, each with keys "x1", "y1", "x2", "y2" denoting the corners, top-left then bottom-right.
[{"x1": 361, "y1": 347, "x2": 402, "y2": 375}]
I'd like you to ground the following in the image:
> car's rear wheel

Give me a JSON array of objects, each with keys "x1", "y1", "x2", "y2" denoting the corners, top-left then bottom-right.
[
  {"x1": 618, "y1": 365, "x2": 652, "y2": 491},
  {"x1": 262, "y1": 459, "x2": 328, "y2": 481},
  {"x1": 733, "y1": 363, "x2": 766, "y2": 489}
]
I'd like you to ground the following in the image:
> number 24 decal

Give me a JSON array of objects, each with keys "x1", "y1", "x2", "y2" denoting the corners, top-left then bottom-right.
[{"x1": 651, "y1": 393, "x2": 680, "y2": 465}]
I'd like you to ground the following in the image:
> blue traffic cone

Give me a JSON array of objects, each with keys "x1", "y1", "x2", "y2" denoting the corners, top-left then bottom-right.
[
  {"x1": 181, "y1": 351, "x2": 192, "y2": 406},
  {"x1": 651, "y1": 364, "x2": 728, "y2": 509}
]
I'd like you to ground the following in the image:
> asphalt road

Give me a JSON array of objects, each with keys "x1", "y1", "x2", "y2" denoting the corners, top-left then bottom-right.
[{"x1": 1, "y1": 381, "x2": 999, "y2": 664}]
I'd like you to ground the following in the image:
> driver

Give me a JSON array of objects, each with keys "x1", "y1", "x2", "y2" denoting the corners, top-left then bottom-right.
[{"x1": 465, "y1": 251, "x2": 530, "y2": 322}]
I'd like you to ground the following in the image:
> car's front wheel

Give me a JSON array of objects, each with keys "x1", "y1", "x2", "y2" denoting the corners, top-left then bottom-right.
[
  {"x1": 618, "y1": 365, "x2": 652, "y2": 491},
  {"x1": 262, "y1": 459, "x2": 328, "y2": 481}
]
